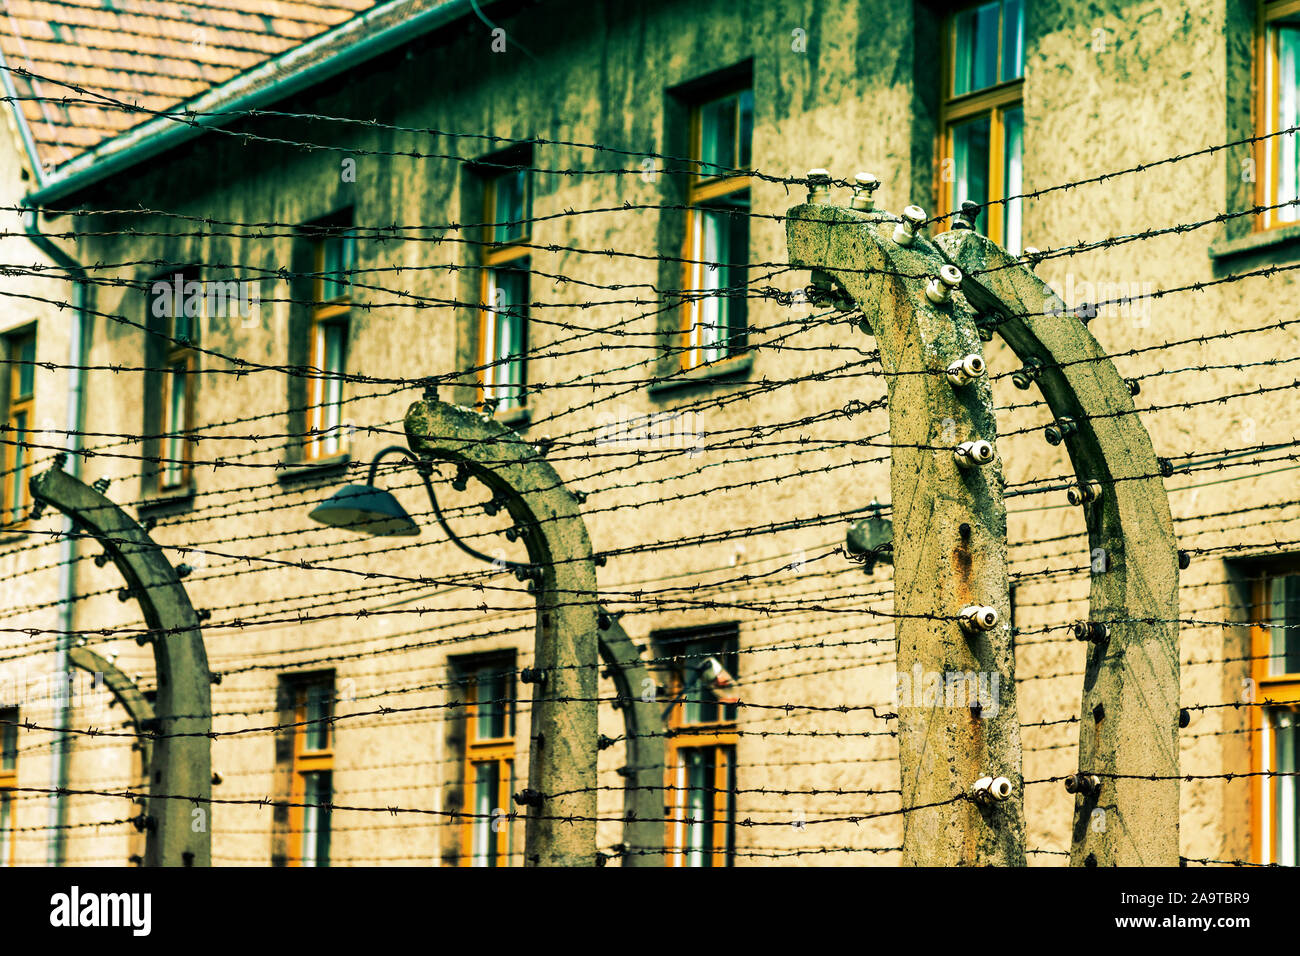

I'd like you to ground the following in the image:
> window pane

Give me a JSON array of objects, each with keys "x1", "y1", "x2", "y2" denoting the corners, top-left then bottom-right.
[
  {"x1": 471, "y1": 761, "x2": 500, "y2": 866},
  {"x1": 301, "y1": 771, "x2": 331, "y2": 867},
  {"x1": 953, "y1": 1, "x2": 1000, "y2": 95},
  {"x1": 1001, "y1": 0, "x2": 1025, "y2": 83},
  {"x1": 163, "y1": 361, "x2": 187, "y2": 487},
  {"x1": 683, "y1": 749, "x2": 715, "y2": 867},
  {"x1": 0, "y1": 792, "x2": 11, "y2": 866},
  {"x1": 1272, "y1": 710, "x2": 1298, "y2": 865},
  {"x1": 8, "y1": 410, "x2": 28, "y2": 525},
  {"x1": 316, "y1": 323, "x2": 346, "y2": 455},
  {"x1": 492, "y1": 169, "x2": 531, "y2": 244},
  {"x1": 737, "y1": 89, "x2": 754, "y2": 169},
  {"x1": 1276, "y1": 24, "x2": 1300, "y2": 222},
  {"x1": 952, "y1": 115, "x2": 992, "y2": 216},
  {"x1": 474, "y1": 665, "x2": 511, "y2": 740},
  {"x1": 16, "y1": 335, "x2": 35, "y2": 399},
  {"x1": 1269, "y1": 574, "x2": 1300, "y2": 676},
  {"x1": 698, "y1": 94, "x2": 739, "y2": 176},
  {"x1": 321, "y1": 231, "x2": 356, "y2": 302},
  {"x1": 0, "y1": 712, "x2": 15, "y2": 770},
  {"x1": 484, "y1": 268, "x2": 528, "y2": 410},
  {"x1": 303, "y1": 682, "x2": 333, "y2": 751},
  {"x1": 689, "y1": 194, "x2": 749, "y2": 365},
  {"x1": 1002, "y1": 105, "x2": 1025, "y2": 254}
]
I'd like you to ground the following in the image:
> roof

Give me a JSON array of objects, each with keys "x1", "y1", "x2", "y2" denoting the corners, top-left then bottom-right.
[{"x1": 0, "y1": 0, "x2": 382, "y2": 175}]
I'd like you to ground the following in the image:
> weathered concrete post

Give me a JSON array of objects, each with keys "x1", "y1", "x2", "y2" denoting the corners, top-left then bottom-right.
[
  {"x1": 597, "y1": 610, "x2": 664, "y2": 866},
  {"x1": 938, "y1": 230, "x2": 1180, "y2": 866},
  {"x1": 785, "y1": 182, "x2": 1026, "y2": 866},
  {"x1": 405, "y1": 399, "x2": 598, "y2": 866},
  {"x1": 30, "y1": 463, "x2": 211, "y2": 866}
]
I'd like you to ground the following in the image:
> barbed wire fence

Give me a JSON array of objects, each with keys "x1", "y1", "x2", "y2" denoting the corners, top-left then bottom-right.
[{"x1": 0, "y1": 73, "x2": 1296, "y2": 866}]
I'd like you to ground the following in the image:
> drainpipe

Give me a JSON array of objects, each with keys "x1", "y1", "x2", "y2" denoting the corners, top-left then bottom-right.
[{"x1": 22, "y1": 204, "x2": 87, "y2": 867}]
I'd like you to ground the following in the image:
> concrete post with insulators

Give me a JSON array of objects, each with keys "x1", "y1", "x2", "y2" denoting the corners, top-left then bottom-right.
[
  {"x1": 30, "y1": 463, "x2": 212, "y2": 866},
  {"x1": 786, "y1": 180, "x2": 1026, "y2": 866},
  {"x1": 405, "y1": 399, "x2": 599, "y2": 866}
]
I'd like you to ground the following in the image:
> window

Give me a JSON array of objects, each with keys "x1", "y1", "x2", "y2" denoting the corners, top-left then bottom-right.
[
  {"x1": 940, "y1": 0, "x2": 1025, "y2": 251},
  {"x1": 287, "y1": 676, "x2": 334, "y2": 867},
  {"x1": 681, "y1": 85, "x2": 752, "y2": 370},
  {"x1": 478, "y1": 156, "x2": 531, "y2": 414},
  {"x1": 2, "y1": 328, "x2": 35, "y2": 527},
  {"x1": 459, "y1": 657, "x2": 515, "y2": 866},
  {"x1": 306, "y1": 223, "x2": 354, "y2": 460},
  {"x1": 660, "y1": 626, "x2": 739, "y2": 867},
  {"x1": 1250, "y1": 563, "x2": 1300, "y2": 864},
  {"x1": 146, "y1": 271, "x2": 198, "y2": 490},
  {"x1": 0, "y1": 706, "x2": 17, "y2": 866},
  {"x1": 1259, "y1": 1, "x2": 1300, "y2": 228}
]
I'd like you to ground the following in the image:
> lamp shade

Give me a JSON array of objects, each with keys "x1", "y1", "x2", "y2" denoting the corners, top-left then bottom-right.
[{"x1": 308, "y1": 483, "x2": 420, "y2": 536}]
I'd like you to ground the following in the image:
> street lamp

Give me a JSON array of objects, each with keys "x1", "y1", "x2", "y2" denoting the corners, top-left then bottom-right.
[{"x1": 307, "y1": 444, "x2": 531, "y2": 569}]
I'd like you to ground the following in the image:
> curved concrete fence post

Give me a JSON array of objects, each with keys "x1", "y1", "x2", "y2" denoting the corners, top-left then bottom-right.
[
  {"x1": 937, "y1": 231, "x2": 1180, "y2": 867},
  {"x1": 597, "y1": 610, "x2": 664, "y2": 866},
  {"x1": 67, "y1": 645, "x2": 154, "y2": 862},
  {"x1": 30, "y1": 463, "x2": 212, "y2": 867},
  {"x1": 405, "y1": 399, "x2": 598, "y2": 867},
  {"x1": 786, "y1": 195, "x2": 1025, "y2": 866}
]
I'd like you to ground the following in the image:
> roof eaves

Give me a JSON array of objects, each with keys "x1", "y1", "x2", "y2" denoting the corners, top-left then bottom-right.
[{"x1": 25, "y1": 0, "x2": 472, "y2": 207}]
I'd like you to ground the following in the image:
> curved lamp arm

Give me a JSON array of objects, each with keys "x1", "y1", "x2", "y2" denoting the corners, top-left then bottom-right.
[{"x1": 369, "y1": 444, "x2": 530, "y2": 573}]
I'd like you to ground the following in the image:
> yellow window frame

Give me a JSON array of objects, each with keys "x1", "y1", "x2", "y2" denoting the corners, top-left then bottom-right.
[
  {"x1": 663, "y1": 667, "x2": 737, "y2": 867},
  {"x1": 2, "y1": 327, "x2": 36, "y2": 529},
  {"x1": 287, "y1": 681, "x2": 333, "y2": 867},
  {"x1": 938, "y1": 3, "x2": 1025, "y2": 246},
  {"x1": 1256, "y1": 0, "x2": 1300, "y2": 229},
  {"x1": 459, "y1": 661, "x2": 515, "y2": 866},
  {"x1": 680, "y1": 88, "x2": 752, "y2": 372},
  {"x1": 1248, "y1": 560, "x2": 1300, "y2": 864},
  {"x1": 477, "y1": 170, "x2": 531, "y2": 414},
  {"x1": 305, "y1": 238, "x2": 350, "y2": 461}
]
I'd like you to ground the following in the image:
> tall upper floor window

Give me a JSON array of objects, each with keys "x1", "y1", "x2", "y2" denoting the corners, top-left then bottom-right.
[
  {"x1": 941, "y1": 0, "x2": 1025, "y2": 251},
  {"x1": 2, "y1": 327, "x2": 36, "y2": 528},
  {"x1": 147, "y1": 271, "x2": 199, "y2": 491},
  {"x1": 1248, "y1": 562, "x2": 1300, "y2": 864},
  {"x1": 1259, "y1": 0, "x2": 1300, "y2": 228},
  {"x1": 306, "y1": 221, "x2": 354, "y2": 460},
  {"x1": 681, "y1": 85, "x2": 752, "y2": 370},
  {"x1": 479, "y1": 154, "x2": 531, "y2": 414},
  {"x1": 458, "y1": 656, "x2": 516, "y2": 867}
]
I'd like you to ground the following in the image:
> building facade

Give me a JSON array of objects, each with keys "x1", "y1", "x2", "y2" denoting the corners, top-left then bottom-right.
[{"x1": 0, "y1": 0, "x2": 1297, "y2": 866}]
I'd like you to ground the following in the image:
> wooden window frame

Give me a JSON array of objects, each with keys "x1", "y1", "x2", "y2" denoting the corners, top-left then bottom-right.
[
  {"x1": 661, "y1": 630, "x2": 739, "y2": 867},
  {"x1": 2, "y1": 327, "x2": 36, "y2": 529},
  {"x1": 287, "y1": 678, "x2": 334, "y2": 867},
  {"x1": 0, "y1": 706, "x2": 18, "y2": 867},
  {"x1": 938, "y1": 0, "x2": 1025, "y2": 247},
  {"x1": 680, "y1": 85, "x2": 753, "y2": 372},
  {"x1": 1248, "y1": 557, "x2": 1300, "y2": 864},
  {"x1": 305, "y1": 230, "x2": 353, "y2": 462},
  {"x1": 459, "y1": 656, "x2": 516, "y2": 867},
  {"x1": 1255, "y1": 0, "x2": 1300, "y2": 230},
  {"x1": 478, "y1": 164, "x2": 531, "y2": 414}
]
